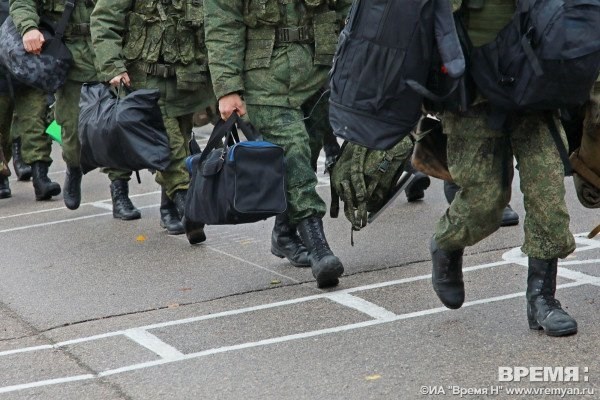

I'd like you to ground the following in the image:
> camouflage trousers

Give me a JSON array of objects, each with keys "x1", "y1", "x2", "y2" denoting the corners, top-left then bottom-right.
[
  {"x1": 155, "y1": 113, "x2": 193, "y2": 199},
  {"x1": 55, "y1": 80, "x2": 131, "y2": 181},
  {"x1": 246, "y1": 103, "x2": 327, "y2": 225},
  {"x1": 303, "y1": 88, "x2": 333, "y2": 171},
  {"x1": 0, "y1": 87, "x2": 52, "y2": 165},
  {"x1": 0, "y1": 95, "x2": 12, "y2": 163},
  {"x1": 434, "y1": 108, "x2": 575, "y2": 260}
]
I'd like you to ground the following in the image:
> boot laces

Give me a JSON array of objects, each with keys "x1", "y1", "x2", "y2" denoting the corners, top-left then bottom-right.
[
  {"x1": 307, "y1": 222, "x2": 331, "y2": 259},
  {"x1": 541, "y1": 294, "x2": 562, "y2": 310}
]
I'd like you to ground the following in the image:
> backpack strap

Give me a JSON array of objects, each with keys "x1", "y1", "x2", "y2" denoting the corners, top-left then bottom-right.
[
  {"x1": 544, "y1": 112, "x2": 573, "y2": 176},
  {"x1": 54, "y1": 0, "x2": 77, "y2": 41}
]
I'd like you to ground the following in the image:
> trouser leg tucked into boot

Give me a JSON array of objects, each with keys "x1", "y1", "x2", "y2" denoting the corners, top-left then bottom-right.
[
  {"x1": 32, "y1": 161, "x2": 61, "y2": 201},
  {"x1": 271, "y1": 213, "x2": 310, "y2": 267},
  {"x1": 0, "y1": 175, "x2": 11, "y2": 199},
  {"x1": 160, "y1": 188, "x2": 184, "y2": 235},
  {"x1": 173, "y1": 189, "x2": 206, "y2": 244},
  {"x1": 63, "y1": 166, "x2": 82, "y2": 210},
  {"x1": 430, "y1": 236, "x2": 464, "y2": 309},
  {"x1": 526, "y1": 258, "x2": 577, "y2": 337},
  {"x1": 110, "y1": 180, "x2": 141, "y2": 220},
  {"x1": 12, "y1": 138, "x2": 32, "y2": 181},
  {"x1": 297, "y1": 216, "x2": 344, "y2": 288}
]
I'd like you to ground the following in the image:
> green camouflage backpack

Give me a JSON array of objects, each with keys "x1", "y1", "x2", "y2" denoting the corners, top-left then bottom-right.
[{"x1": 330, "y1": 139, "x2": 413, "y2": 242}]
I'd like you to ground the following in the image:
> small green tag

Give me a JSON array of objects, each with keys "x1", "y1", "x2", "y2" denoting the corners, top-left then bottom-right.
[{"x1": 45, "y1": 120, "x2": 62, "y2": 144}]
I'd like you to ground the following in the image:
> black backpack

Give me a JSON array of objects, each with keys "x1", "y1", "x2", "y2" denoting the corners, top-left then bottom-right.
[
  {"x1": 471, "y1": 0, "x2": 600, "y2": 111},
  {"x1": 328, "y1": 0, "x2": 465, "y2": 151}
]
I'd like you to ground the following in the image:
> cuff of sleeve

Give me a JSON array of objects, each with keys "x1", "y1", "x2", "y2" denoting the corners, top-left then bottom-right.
[
  {"x1": 213, "y1": 76, "x2": 245, "y2": 101},
  {"x1": 19, "y1": 21, "x2": 39, "y2": 37},
  {"x1": 98, "y1": 61, "x2": 128, "y2": 83}
]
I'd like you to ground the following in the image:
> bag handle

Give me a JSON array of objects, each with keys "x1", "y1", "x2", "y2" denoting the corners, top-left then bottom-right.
[
  {"x1": 198, "y1": 114, "x2": 260, "y2": 164},
  {"x1": 53, "y1": 0, "x2": 77, "y2": 41}
]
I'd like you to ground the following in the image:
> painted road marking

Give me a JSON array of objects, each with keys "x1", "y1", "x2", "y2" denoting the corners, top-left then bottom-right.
[
  {"x1": 0, "y1": 191, "x2": 161, "y2": 221},
  {"x1": 123, "y1": 329, "x2": 184, "y2": 360},
  {"x1": 0, "y1": 236, "x2": 599, "y2": 394}
]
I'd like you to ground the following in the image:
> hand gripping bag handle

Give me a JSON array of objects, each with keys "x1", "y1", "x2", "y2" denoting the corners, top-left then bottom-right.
[{"x1": 198, "y1": 114, "x2": 260, "y2": 164}]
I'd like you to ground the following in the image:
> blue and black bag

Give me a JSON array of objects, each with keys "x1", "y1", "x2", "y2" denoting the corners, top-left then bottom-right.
[{"x1": 185, "y1": 115, "x2": 287, "y2": 226}]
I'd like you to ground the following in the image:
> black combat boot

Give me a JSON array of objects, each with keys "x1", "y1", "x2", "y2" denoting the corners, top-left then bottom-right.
[
  {"x1": 405, "y1": 171, "x2": 431, "y2": 202},
  {"x1": 160, "y1": 188, "x2": 184, "y2": 235},
  {"x1": 173, "y1": 189, "x2": 206, "y2": 244},
  {"x1": 0, "y1": 175, "x2": 11, "y2": 199},
  {"x1": 271, "y1": 213, "x2": 310, "y2": 267},
  {"x1": 297, "y1": 216, "x2": 344, "y2": 288},
  {"x1": 63, "y1": 166, "x2": 82, "y2": 210},
  {"x1": 12, "y1": 138, "x2": 32, "y2": 181},
  {"x1": 31, "y1": 161, "x2": 61, "y2": 201},
  {"x1": 430, "y1": 236, "x2": 465, "y2": 309},
  {"x1": 501, "y1": 205, "x2": 519, "y2": 227},
  {"x1": 110, "y1": 180, "x2": 141, "y2": 220},
  {"x1": 526, "y1": 258, "x2": 577, "y2": 337}
]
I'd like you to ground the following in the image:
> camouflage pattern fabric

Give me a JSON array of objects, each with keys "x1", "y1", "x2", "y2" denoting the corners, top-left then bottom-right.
[
  {"x1": 434, "y1": 107, "x2": 576, "y2": 260},
  {"x1": 10, "y1": 0, "x2": 131, "y2": 179},
  {"x1": 303, "y1": 88, "x2": 335, "y2": 171},
  {"x1": 330, "y1": 136, "x2": 414, "y2": 231},
  {"x1": 0, "y1": 95, "x2": 12, "y2": 167},
  {"x1": 0, "y1": 85, "x2": 52, "y2": 166},
  {"x1": 0, "y1": 91, "x2": 8, "y2": 175},
  {"x1": 204, "y1": 0, "x2": 351, "y2": 224},
  {"x1": 12, "y1": 85, "x2": 52, "y2": 164},
  {"x1": 91, "y1": 0, "x2": 215, "y2": 196}
]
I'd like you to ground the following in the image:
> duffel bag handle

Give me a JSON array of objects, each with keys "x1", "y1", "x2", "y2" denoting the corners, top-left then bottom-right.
[{"x1": 198, "y1": 114, "x2": 260, "y2": 164}]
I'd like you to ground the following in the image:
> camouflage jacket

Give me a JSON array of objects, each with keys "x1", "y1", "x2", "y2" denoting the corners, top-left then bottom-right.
[
  {"x1": 9, "y1": 0, "x2": 99, "y2": 82},
  {"x1": 204, "y1": 0, "x2": 351, "y2": 107},
  {"x1": 91, "y1": 0, "x2": 213, "y2": 117}
]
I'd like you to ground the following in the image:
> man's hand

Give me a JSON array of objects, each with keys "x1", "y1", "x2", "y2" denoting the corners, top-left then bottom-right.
[
  {"x1": 22, "y1": 29, "x2": 45, "y2": 54},
  {"x1": 109, "y1": 72, "x2": 131, "y2": 87},
  {"x1": 218, "y1": 93, "x2": 246, "y2": 120}
]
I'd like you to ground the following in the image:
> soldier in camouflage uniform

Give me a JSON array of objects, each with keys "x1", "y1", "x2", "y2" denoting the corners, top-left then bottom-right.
[
  {"x1": 10, "y1": 0, "x2": 140, "y2": 218},
  {"x1": 204, "y1": 0, "x2": 352, "y2": 288},
  {"x1": 0, "y1": 78, "x2": 53, "y2": 200},
  {"x1": 0, "y1": 80, "x2": 11, "y2": 199},
  {"x1": 431, "y1": 0, "x2": 577, "y2": 336},
  {"x1": 90, "y1": 0, "x2": 216, "y2": 241}
]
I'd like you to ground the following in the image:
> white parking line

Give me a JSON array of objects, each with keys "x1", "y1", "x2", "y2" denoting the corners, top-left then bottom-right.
[
  {"x1": 0, "y1": 204, "x2": 160, "y2": 234},
  {"x1": 123, "y1": 329, "x2": 184, "y2": 360},
  {"x1": 1, "y1": 237, "x2": 599, "y2": 394}
]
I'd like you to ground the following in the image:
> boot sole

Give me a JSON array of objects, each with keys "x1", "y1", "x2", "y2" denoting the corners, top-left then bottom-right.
[
  {"x1": 528, "y1": 320, "x2": 578, "y2": 336},
  {"x1": 271, "y1": 247, "x2": 310, "y2": 268},
  {"x1": 160, "y1": 220, "x2": 185, "y2": 235},
  {"x1": 187, "y1": 230, "x2": 206, "y2": 244},
  {"x1": 113, "y1": 212, "x2": 142, "y2": 221},
  {"x1": 500, "y1": 217, "x2": 519, "y2": 227},
  {"x1": 313, "y1": 260, "x2": 344, "y2": 289},
  {"x1": 17, "y1": 173, "x2": 32, "y2": 182},
  {"x1": 406, "y1": 176, "x2": 431, "y2": 202},
  {"x1": 36, "y1": 187, "x2": 61, "y2": 201}
]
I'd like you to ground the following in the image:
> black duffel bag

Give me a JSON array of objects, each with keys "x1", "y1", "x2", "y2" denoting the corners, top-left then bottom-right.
[
  {"x1": 78, "y1": 83, "x2": 170, "y2": 174},
  {"x1": 185, "y1": 114, "x2": 287, "y2": 225},
  {"x1": 0, "y1": 2, "x2": 75, "y2": 93}
]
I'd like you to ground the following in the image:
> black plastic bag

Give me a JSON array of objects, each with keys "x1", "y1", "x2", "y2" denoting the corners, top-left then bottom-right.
[{"x1": 78, "y1": 83, "x2": 170, "y2": 174}]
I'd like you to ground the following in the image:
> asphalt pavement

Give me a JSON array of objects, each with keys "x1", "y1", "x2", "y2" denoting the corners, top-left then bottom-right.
[{"x1": 0, "y1": 127, "x2": 599, "y2": 400}]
